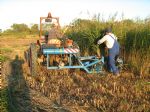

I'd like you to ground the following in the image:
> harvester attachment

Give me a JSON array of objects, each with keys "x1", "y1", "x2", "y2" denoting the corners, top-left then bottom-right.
[{"x1": 42, "y1": 47, "x2": 105, "y2": 74}]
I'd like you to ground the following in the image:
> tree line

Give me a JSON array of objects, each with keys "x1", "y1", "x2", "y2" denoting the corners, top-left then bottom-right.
[{"x1": 1, "y1": 23, "x2": 39, "y2": 35}]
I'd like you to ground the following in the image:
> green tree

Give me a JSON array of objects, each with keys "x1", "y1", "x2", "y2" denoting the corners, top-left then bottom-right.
[
  {"x1": 11, "y1": 23, "x2": 30, "y2": 33},
  {"x1": 30, "y1": 24, "x2": 39, "y2": 34}
]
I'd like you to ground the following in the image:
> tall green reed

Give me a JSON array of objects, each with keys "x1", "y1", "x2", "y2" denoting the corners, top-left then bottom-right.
[{"x1": 65, "y1": 17, "x2": 150, "y2": 75}]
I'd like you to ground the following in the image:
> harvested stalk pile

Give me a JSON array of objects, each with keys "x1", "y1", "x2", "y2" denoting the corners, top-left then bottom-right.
[{"x1": 23, "y1": 63, "x2": 150, "y2": 112}]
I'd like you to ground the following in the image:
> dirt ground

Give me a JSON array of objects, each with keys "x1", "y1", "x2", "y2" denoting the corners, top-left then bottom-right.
[{"x1": 0, "y1": 35, "x2": 150, "y2": 112}]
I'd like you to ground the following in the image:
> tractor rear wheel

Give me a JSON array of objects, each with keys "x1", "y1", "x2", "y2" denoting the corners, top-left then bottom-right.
[{"x1": 30, "y1": 43, "x2": 38, "y2": 76}]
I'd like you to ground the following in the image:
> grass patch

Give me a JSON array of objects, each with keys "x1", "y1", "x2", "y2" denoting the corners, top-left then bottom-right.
[
  {"x1": 0, "y1": 55, "x2": 9, "y2": 62},
  {"x1": 0, "y1": 34, "x2": 38, "y2": 39},
  {"x1": 0, "y1": 88, "x2": 9, "y2": 112},
  {"x1": 0, "y1": 48, "x2": 11, "y2": 62},
  {"x1": 0, "y1": 48, "x2": 12, "y2": 54}
]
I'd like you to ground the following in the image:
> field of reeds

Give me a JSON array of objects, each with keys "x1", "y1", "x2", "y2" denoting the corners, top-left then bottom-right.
[{"x1": 65, "y1": 18, "x2": 150, "y2": 76}]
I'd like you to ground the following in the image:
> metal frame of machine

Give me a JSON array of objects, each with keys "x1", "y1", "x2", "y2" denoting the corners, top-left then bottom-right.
[{"x1": 42, "y1": 47, "x2": 104, "y2": 73}]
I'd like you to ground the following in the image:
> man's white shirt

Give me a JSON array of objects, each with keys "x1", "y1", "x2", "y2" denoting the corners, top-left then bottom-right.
[{"x1": 97, "y1": 33, "x2": 117, "y2": 49}]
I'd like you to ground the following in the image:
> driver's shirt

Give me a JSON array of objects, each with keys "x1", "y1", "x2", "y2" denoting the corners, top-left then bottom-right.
[{"x1": 48, "y1": 27, "x2": 62, "y2": 39}]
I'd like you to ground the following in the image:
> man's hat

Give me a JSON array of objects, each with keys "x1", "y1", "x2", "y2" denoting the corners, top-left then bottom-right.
[{"x1": 105, "y1": 27, "x2": 112, "y2": 33}]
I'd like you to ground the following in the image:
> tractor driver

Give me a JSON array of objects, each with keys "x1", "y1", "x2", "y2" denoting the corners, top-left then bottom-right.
[
  {"x1": 46, "y1": 23, "x2": 63, "y2": 66},
  {"x1": 48, "y1": 22, "x2": 62, "y2": 39},
  {"x1": 44, "y1": 22, "x2": 62, "y2": 43},
  {"x1": 97, "y1": 27, "x2": 120, "y2": 76}
]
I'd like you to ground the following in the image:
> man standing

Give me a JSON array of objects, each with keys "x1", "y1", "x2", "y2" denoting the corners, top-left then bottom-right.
[{"x1": 97, "y1": 27, "x2": 120, "y2": 76}]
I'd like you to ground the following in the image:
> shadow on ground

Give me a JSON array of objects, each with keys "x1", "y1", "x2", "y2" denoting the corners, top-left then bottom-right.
[{"x1": 8, "y1": 55, "x2": 32, "y2": 112}]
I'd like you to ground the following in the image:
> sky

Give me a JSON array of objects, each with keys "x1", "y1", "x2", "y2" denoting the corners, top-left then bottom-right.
[{"x1": 0, "y1": 0, "x2": 150, "y2": 30}]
